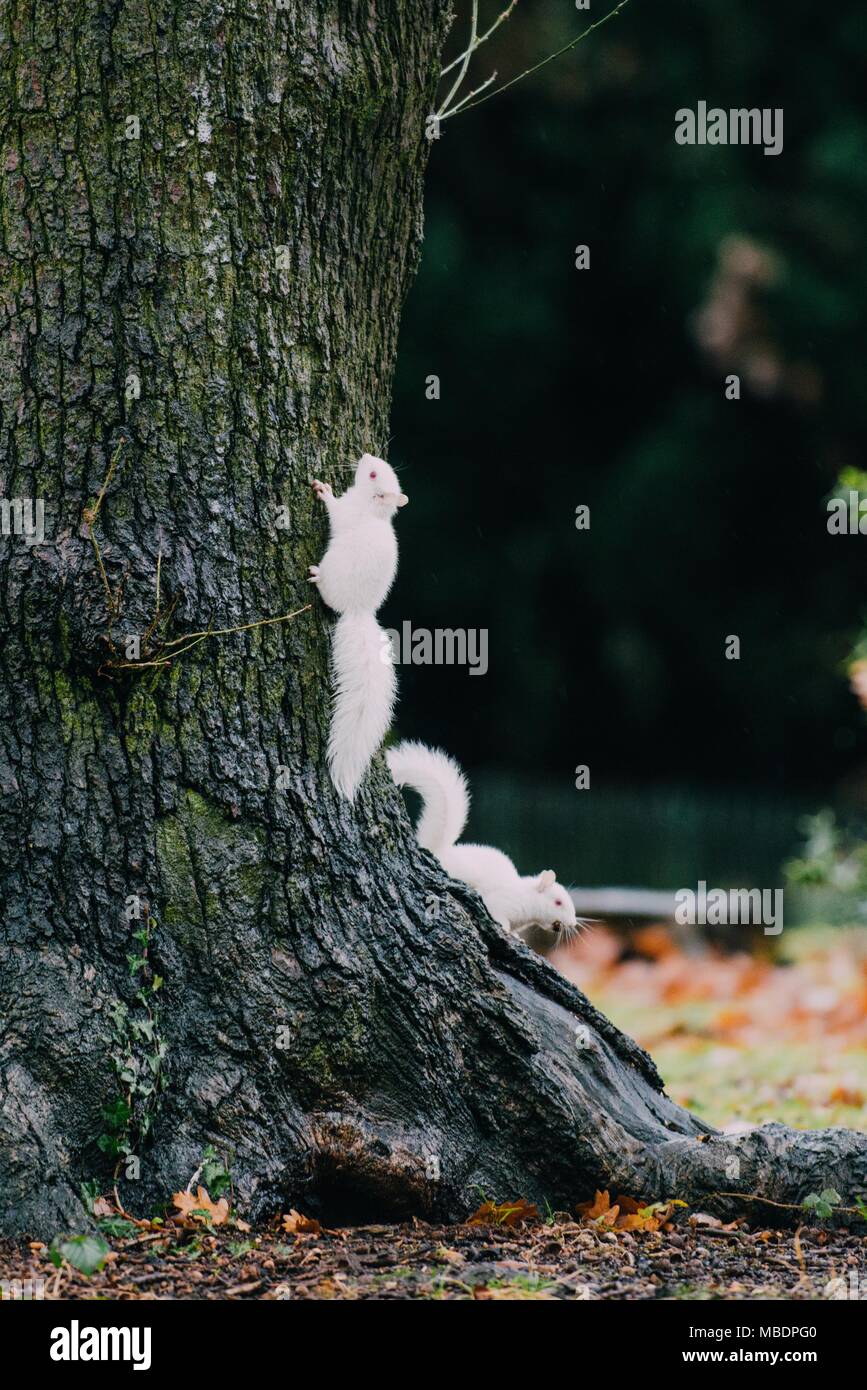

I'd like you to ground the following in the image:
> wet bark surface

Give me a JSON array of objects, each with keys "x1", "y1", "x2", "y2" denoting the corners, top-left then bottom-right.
[{"x1": 1, "y1": 1, "x2": 866, "y2": 1242}]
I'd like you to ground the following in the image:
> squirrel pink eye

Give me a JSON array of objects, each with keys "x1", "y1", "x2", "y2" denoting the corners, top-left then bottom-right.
[
  {"x1": 554, "y1": 899, "x2": 562, "y2": 906},
  {"x1": 370, "y1": 470, "x2": 377, "y2": 478}
]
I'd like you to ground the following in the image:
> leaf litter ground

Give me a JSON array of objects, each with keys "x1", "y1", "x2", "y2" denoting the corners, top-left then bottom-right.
[{"x1": 2, "y1": 925, "x2": 865, "y2": 1300}]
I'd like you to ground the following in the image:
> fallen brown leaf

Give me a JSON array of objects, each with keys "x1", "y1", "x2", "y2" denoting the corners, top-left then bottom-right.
[
  {"x1": 434, "y1": 1246, "x2": 464, "y2": 1264},
  {"x1": 578, "y1": 1190, "x2": 685, "y2": 1232},
  {"x1": 282, "y1": 1209, "x2": 321, "y2": 1236},
  {"x1": 576, "y1": 1190, "x2": 613, "y2": 1221},
  {"x1": 172, "y1": 1185, "x2": 230, "y2": 1227},
  {"x1": 466, "y1": 1198, "x2": 539, "y2": 1227}
]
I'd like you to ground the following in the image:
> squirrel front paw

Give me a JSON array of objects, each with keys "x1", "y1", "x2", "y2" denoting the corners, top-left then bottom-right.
[
  {"x1": 311, "y1": 479, "x2": 333, "y2": 502},
  {"x1": 308, "y1": 564, "x2": 321, "y2": 583}
]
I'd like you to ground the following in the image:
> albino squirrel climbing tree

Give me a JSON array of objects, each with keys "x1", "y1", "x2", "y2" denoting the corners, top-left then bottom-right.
[{"x1": 1, "y1": 2, "x2": 866, "y2": 1238}]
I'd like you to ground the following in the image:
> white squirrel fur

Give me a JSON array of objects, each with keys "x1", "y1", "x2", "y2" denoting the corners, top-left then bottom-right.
[
  {"x1": 387, "y1": 740, "x2": 579, "y2": 939},
  {"x1": 309, "y1": 453, "x2": 408, "y2": 800}
]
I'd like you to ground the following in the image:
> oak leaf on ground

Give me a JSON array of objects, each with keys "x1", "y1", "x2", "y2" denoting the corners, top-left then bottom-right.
[
  {"x1": 282, "y1": 1209, "x2": 322, "y2": 1236},
  {"x1": 172, "y1": 1185, "x2": 230, "y2": 1227},
  {"x1": 466, "y1": 1198, "x2": 539, "y2": 1227},
  {"x1": 577, "y1": 1189, "x2": 686, "y2": 1231}
]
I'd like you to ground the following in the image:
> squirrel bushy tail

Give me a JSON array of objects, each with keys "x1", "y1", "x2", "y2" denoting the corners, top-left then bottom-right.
[
  {"x1": 386, "y1": 740, "x2": 469, "y2": 851},
  {"x1": 328, "y1": 612, "x2": 396, "y2": 800}
]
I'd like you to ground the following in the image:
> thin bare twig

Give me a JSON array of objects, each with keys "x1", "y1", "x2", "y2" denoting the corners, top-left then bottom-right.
[
  {"x1": 440, "y1": 0, "x2": 631, "y2": 123},
  {"x1": 90, "y1": 530, "x2": 116, "y2": 620},
  {"x1": 140, "y1": 592, "x2": 180, "y2": 653},
  {"x1": 83, "y1": 443, "x2": 311, "y2": 678},
  {"x1": 83, "y1": 439, "x2": 126, "y2": 627},
  {"x1": 112, "y1": 1178, "x2": 149, "y2": 1228},
  {"x1": 713, "y1": 1190, "x2": 866, "y2": 1218},
  {"x1": 437, "y1": 0, "x2": 479, "y2": 117},
  {"x1": 86, "y1": 438, "x2": 124, "y2": 528},
  {"x1": 445, "y1": 71, "x2": 499, "y2": 118},
  {"x1": 102, "y1": 604, "x2": 312, "y2": 673},
  {"x1": 440, "y1": 0, "x2": 519, "y2": 76},
  {"x1": 160, "y1": 604, "x2": 312, "y2": 650}
]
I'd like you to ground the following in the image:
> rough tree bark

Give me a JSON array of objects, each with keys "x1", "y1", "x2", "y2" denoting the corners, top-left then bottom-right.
[{"x1": 2, "y1": 1, "x2": 866, "y2": 1240}]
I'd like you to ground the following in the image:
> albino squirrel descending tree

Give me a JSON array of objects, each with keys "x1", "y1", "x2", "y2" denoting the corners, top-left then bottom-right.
[
  {"x1": 388, "y1": 741, "x2": 580, "y2": 940},
  {"x1": 309, "y1": 453, "x2": 408, "y2": 799}
]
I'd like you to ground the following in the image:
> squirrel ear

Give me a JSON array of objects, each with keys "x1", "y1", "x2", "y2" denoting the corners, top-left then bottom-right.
[{"x1": 536, "y1": 870, "x2": 556, "y2": 892}]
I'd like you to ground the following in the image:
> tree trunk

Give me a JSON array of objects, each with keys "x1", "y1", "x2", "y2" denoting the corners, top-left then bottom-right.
[{"x1": 2, "y1": 1, "x2": 866, "y2": 1240}]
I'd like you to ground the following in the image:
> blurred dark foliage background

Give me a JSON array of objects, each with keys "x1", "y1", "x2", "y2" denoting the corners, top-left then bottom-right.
[{"x1": 386, "y1": 0, "x2": 867, "y2": 889}]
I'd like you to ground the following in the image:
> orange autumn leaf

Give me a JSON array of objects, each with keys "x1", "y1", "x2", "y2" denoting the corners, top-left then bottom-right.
[
  {"x1": 467, "y1": 1197, "x2": 539, "y2": 1227},
  {"x1": 712, "y1": 1007, "x2": 752, "y2": 1034},
  {"x1": 282, "y1": 1209, "x2": 321, "y2": 1236},
  {"x1": 578, "y1": 1190, "x2": 686, "y2": 1232},
  {"x1": 632, "y1": 925, "x2": 678, "y2": 960},
  {"x1": 172, "y1": 1185, "x2": 230, "y2": 1227},
  {"x1": 576, "y1": 1189, "x2": 612, "y2": 1220},
  {"x1": 617, "y1": 1212, "x2": 659, "y2": 1232},
  {"x1": 616, "y1": 1195, "x2": 642, "y2": 1215},
  {"x1": 828, "y1": 1084, "x2": 864, "y2": 1106},
  {"x1": 628, "y1": 1199, "x2": 687, "y2": 1229},
  {"x1": 312, "y1": 1277, "x2": 345, "y2": 1298}
]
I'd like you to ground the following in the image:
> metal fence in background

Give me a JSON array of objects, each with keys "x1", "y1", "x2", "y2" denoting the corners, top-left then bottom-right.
[{"x1": 469, "y1": 775, "x2": 814, "y2": 895}]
